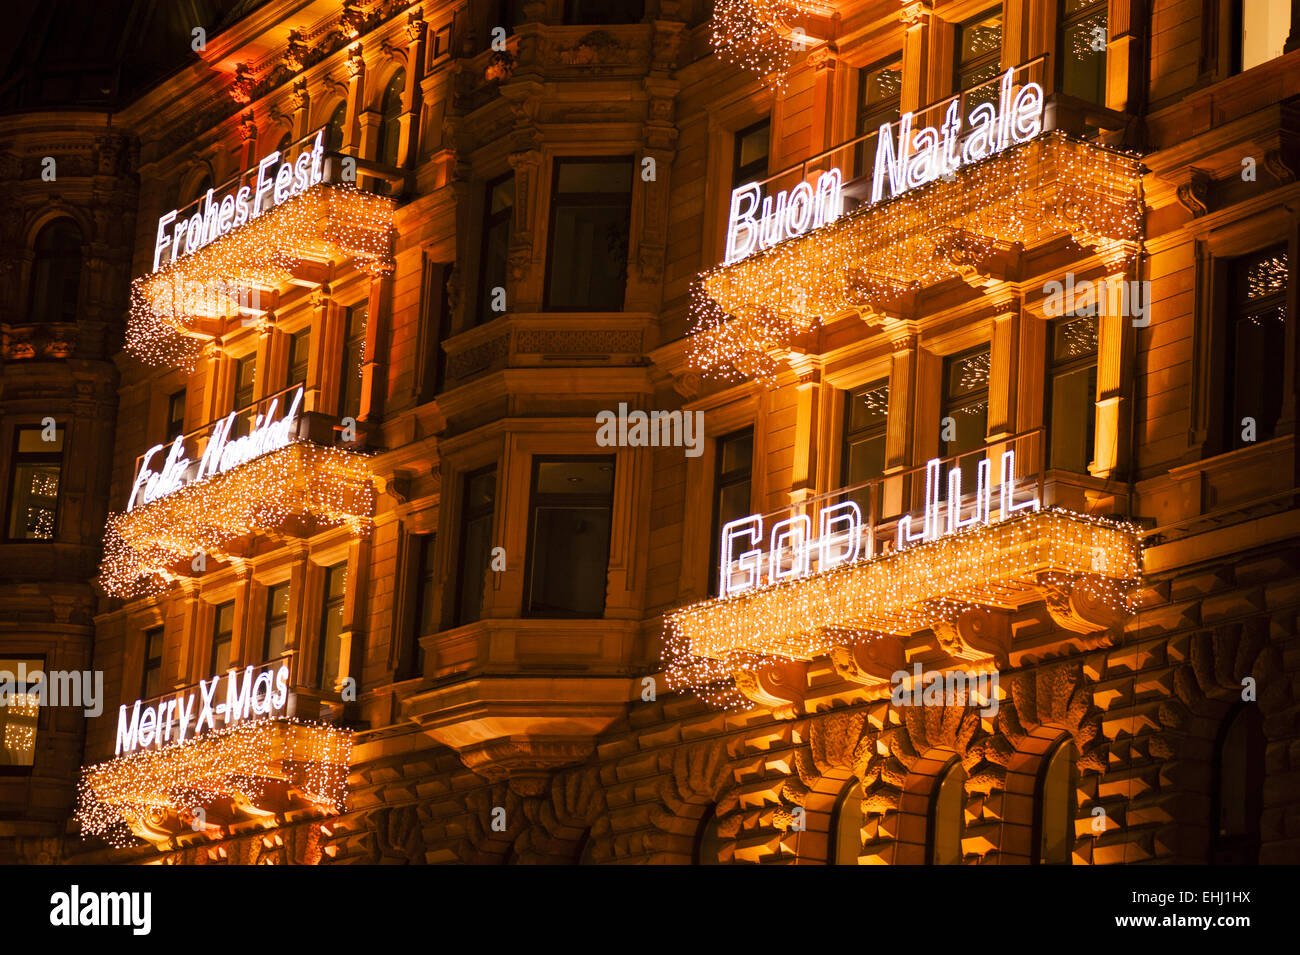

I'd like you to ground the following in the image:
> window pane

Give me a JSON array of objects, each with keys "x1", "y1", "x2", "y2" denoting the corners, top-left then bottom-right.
[
  {"x1": 17, "y1": 427, "x2": 63, "y2": 453},
  {"x1": 534, "y1": 459, "x2": 615, "y2": 496},
  {"x1": 1038, "y1": 741, "x2": 1077, "y2": 864},
  {"x1": 945, "y1": 348, "x2": 991, "y2": 399},
  {"x1": 834, "y1": 780, "x2": 864, "y2": 865},
  {"x1": 719, "y1": 431, "x2": 754, "y2": 475},
  {"x1": 0, "y1": 659, "x2": 39, "y2": 767},
  {"x1": 8, "y1": 464, "x2": 60, "y2": 539},
  {"x1": 845, "y1": 434, "x2": 887, "y2": 486},
  {"x1": 556, "y1": 161, "x2": 633, "y2": 194},
  {"x1": 288, "y1": 330, "x2": 310, "y2": 388},
  {"x1": 546, "y1": 204, "x2": 630, "y2": 310},
  {"x1": 960, "y1": 14, "x2": 1003, "y2": 62},
  {"x1": 1229, "y1": 246, "x2": 1288, "y2": 448},
  {"x1": 1049, "y1": 365, "x2": 1097, "y2": 472},
  {"x1": 930, "y1": 761, "x2": 966, "y2": 865},
  {"x1": 847, "y1": 381, "x2": 889, "y2": 432},
  {"x1": 1061, "y1": 9, "x2": 1107, "y2": 103},
  {"x1": 526, "y1": 458, "x2": 615, "y2": 617},
  {"x1": 1240, "y1": 0, "x2": 1290, "y2": 72},
  {"x1": 341, "y1": 306, "x2": 366, "y2": 420},
  {"x1": 456, "y1": 470, "x2": 496, "y2": 626}
]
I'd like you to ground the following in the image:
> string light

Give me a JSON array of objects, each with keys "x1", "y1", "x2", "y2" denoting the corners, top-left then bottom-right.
[
  {"x1": 76, "y1": 718, "x2": 352, "y2": 848},
  {"x1": 128, "y1": 183, "x2": 394, "y2": 368},
  {"x1": 710, "y1": 0, "x2": 821, "y2": 91},
  {"x1": 689, "y1": 132, "x2": 1144, "y2": 383},
  {"x1": 98, "y1": 441, "x2": 376, "y2": 598},
  {"x1": 663, "y1": 508, "x2": 1141, "y2": 709}
]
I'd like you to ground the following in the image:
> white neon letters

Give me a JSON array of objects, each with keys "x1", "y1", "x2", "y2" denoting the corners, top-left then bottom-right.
[
  {"x1": 127, "y1": 386, "x2": 303, "y2": 511},
  {"x1": 717, "y1": 450, "x2": 1041, "y2": 599},
  {"x1": 115, "y1": 663, "x2": 291, "y2": 756},
  {"x1": 725, "y1": 167, "x2": 843, "y2": 265},
  {"x1": 871, "y1": 69, "x2": 1044, "y2": 204},
  {"x1": 152, "y1": 131, "x2": 326, "y2": 272}
]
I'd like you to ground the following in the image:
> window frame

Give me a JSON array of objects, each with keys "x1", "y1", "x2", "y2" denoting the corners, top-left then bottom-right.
[
  {"x1": 0, "y1": 654, "x2": 44, "y2": 773},
  {"x1": 315, "y1": 563, "x2": 348, "y2": 691},
  {"x1": 1045, "y1": 313, "x2": 1100, "y2": 473},
  {"x1": 141, "y1": 626, "x2": 165, "y2": 700},
  {"x1": 5, "y1": 423, "x2": 66, "y2": 541},
  {"x1": 339, "y1": 302, "x2": 367, "y2": 421},
  {"x1": 453, "y1": 465, "x2": 497, "y2": 627},
  {"x1": 477, "y1": 172, "x2": 514, "y2": 325},
  {"x1": 542, "y1": 155, "x2": 635, "y2": 313},
  {"x1": 210, "y1": 600, "x2": 236, "y2": 676},
  {"x1": 708, "y1": 428, "x2": 755, "y2": 598},
  {"x1": 732, "y1": 118, "x2": 771, "y2": 190},
  {"x1": 1056, "y1": 0, "x2": 1108, "y2": 105}
]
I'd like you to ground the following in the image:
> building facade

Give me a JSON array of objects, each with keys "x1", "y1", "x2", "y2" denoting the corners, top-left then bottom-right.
[{"x1": 1, "y1": 0, "x2": 1298, "y2": 864}]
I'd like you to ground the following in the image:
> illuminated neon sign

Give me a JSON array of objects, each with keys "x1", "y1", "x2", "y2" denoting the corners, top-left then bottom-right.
[
  {"x1": 718, "y1": 449, "x2": 1040, "y2": 599},
  {"x1": 724, "y1": 167, "x2": 843, "y2": 265},
  {"x1": 127, "y1": 386, "x2": 303, "y2": 511},
  {"x1": 871, "y1": 68, "x2": 1044, "y2": 204},
  {"x1": 151, "y1": 131, "x2": 326, "y2": 272}
]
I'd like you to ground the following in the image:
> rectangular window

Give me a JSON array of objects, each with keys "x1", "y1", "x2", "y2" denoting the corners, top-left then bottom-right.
[
  {"x1": 264, "y1": 583, "x2": 290, "y2": 662},
  {"x1": 941, "y1": 345, "x2": 991, "y2": 494},
  {"x1": 211, "y1": 601, "x2": 235, "y2": 675},
  {"x1": 1047, "y1": 314, "x2": 1099, "y2": 472},
  {"x1": 1227, "y1": 245, "x2": 1289, "y2": 450},
  {"x1": 733, "y1": 118, "x2": 771, "y2": 189},
  {"x1": 407, "y1": 534, "x2": 437, "y2": 678},
  {"x1": 0, "y1": 658, "x2": 40, "y2": 768},
  {"x1": 287, "y1": 328, "x2": 311, "y2": 390},
  {"x1": 454, "y1": 468, "x2": 496, "y2": 626},
  {"x1": 524, "y1": 457, "x2": 616, "y2": 617},
  {"x1": 233, "y1": 353, "x2": 256, "y2": 435},
  {"x1": 478, "y1": 174, "x2": 514, "y2": 324},
  {"x1": 709, "y1": 429, "x2": 754, "y2": 597},
  {"x1": 1058, "y1": 0, "x2": 1107, "y2": 104},
  {"x1": 317, "y1": 564, "x2": 347, "y2": 690},
  {"x1": 956, "y1": 8, "x2": 1003, "y2": 118},
  {"x1": 7, "y1": 425, "x2": 64, "y2": 540},
  {"x1": 165, "y1": 389, "x2": 186, "y2": 443},
  {"x1": 340, "y1": 304, "x2": 366, "y2": 421},
  {"x1": 856, "y1": 57, "x2": 903, "y2": 181},
  {"x1": 544, "y1": 157, "x2": 633, "y2": 311},
  {"x1": 565, "y1": 0, "x2": 644, "y2": 23},
  {"x1": 843, "y1": 379, "x2": 890, "y2": 487},
  {"x1": 1234, "y1": 0, "x2": 1291, "y2": 74},
  {"x1": 141, "y1": 626, "x2": 164, "y2": 699}
]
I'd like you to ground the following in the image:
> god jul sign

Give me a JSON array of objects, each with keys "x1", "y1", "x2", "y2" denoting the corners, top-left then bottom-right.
[
  {"x1": 152, "y1": 130, "x2": 326, "y2": 273},
  {"x1": 127, "y1": 386, "x2": 303, "y2": 512},
  {"x1": 115, "y1": 662, "x2": 291, "y2": 756},
  {"x1": 723, "y1": 69, "x2": 1045, "y2": 264}
]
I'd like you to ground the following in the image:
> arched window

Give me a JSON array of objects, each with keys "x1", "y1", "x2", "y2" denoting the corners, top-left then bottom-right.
[
  {"x1": 325, "y1": 101, "x2": 348, "y2": 151},
  {"x1": 694, "y1": 804, "x2": 725, "y2": 865},
  {"x1": 28, "y1": 220, "x2": 82, "y2": 323},
  {"x1": 378, "y1": 69, "x2": 406, "y2": 167},
  {"x1": 1035, "y1": 739, "x2": 1079, "y2": 865},
  {"x1": 928, "y1": 758, "x2": 966, "y2": 865},
  {"x1": 1211, "y1": 704, "x2": 1265, "y2": 863},
  {"x1": 831, "y1": 778, "x2": 864, "y2": 865}
]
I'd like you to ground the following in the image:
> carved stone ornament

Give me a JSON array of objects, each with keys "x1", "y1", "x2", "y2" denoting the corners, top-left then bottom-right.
[{"x1": 733, "y1": 660, "x2": 809, "y2": 719}]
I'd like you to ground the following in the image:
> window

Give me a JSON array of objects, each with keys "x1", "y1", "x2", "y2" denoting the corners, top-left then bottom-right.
[
  {"x1": 211, "y1": 601, "x2": 235, "y2": 675},
  {"x1": 856, "y1": 56, "x2": 903, "y2": 181},
  {"x1": 378, "y1": 69, "x2": 406, "y2": 167},
  {"x1": 1233, "y1": 0, "x2": 1291, "y2": 73},
  {"x1": 524, "y1": 458, "x2": 616, "y2": 617},
  {"x1": 287, "y1": 328, "x2": 311, "y2": 390},
  {"x1": 1058, "y1": 0, "x2": 1107, "y2": 104},
  {"x1": 732, "y1": 118, "x2": 770, "y2": 190},
  {"x1": 1226, "y1": 245, "x2": 1288, "y2": 450},
  {"x1": 264, "y1": 583, "x2": 290, "y2": 662},
  {"x1": 842, "y1": 380, "x2": 889, "y2": 488},
  {"x1": 831, "y1": 778, "x2": 865, "y2": 865},
  {"x1": 141, "y1": 627, "x2": 164, "y2": 699},
  {"x1": 165, "y1": 389, "x2": 186, "y2": 443},
  {"x1": 454, "y1": 468, "x2": 496, "y2": 626},
  {"x1": 325, "y1": 101, "x2": 348, "y2": 151},
  {"x1": 956, "y1": 9, "x2": 1003, "y2": 117},
  {"x1": 340, "y1": 304, "x2": 366, "y2": 421},
  {"x1": 565, "y1": 0, "x2": 644, "y2": 24},
  {"x1": 28, "y1": 220, "x2": 82, "y2": 323},
  {"x1": 0, "y1": 659, "x2": 40, "y2": 768},
  {"x1": 7, "y1": 425, "x2": 64, "y2": 540},
  {"x1": 708, "y1": 429, "x2": 754, "y2": 597},
  {"x1": 544, "y1": 157, "x2": 633, "y2": 311},
  {"x1": 694, "y1": 805, "x2": 726, "y2": 865},
  {"x1": 317, "y1": 564, "x2": 347, "y2": 690},
  {"x1": 478, "y1": 174, "x2": 514, "y2": 324},
  {"x1": 407, "y1": 534, "x2": 437, "y2": 678},
  {"x1": 928, "y1": 758, "x2": 966, "y2": 865},
  {"x1": 1047, "y1": 314, "x2": 1098, "y2": 472},
  {"x1": 941, "y1": 345, "x2": 990, "y2": 493},
  {"x1": 1210, "y1": 704, "x2": 1265, "y2": 863},
  {"x1": 233, "y1": 353, "x2": 256, "y2": 435},
  {"x1": 1035, "y1": 739, "x2": 1078, "y2": 864}
]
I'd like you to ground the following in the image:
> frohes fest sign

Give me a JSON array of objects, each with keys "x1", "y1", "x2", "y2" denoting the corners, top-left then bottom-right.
[
  {"x1": 114, "y1": 662, "x2": 292, "y2": 756},
  {"x1": 151, "y1": 130, "x2": 327, "y2": 273},
  {"x1": 722, "y1": 69, "x2": 1045, "y2": 266},
  {"x1": 127, "y1": 386, "x2": 304, "y2": 512},
  {"x1": 717, "y1": 449, "x2": 1040, "y2": 600}
]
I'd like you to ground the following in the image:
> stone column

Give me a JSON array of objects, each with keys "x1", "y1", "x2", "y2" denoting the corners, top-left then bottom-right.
[
  {"x1": 900, "y1": 3, "x2": 932, "y2": 115},
  {"x1": 399, "y1": 11, "x2": 427, "y2": 169}
]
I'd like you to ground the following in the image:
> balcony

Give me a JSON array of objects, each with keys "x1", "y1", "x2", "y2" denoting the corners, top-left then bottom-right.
[
  {"x1": 688, "y1": 59, "x2": 1144, "y2": 383},
  {"x1": 664, "y1": 433, "x2": 1142, "y2": 714},
  {"x1": 127, "y1": 128, "x2": 394, "y2": 367},
  {"x1": 76, "y1": 660, "x2": 351, "y2": 849},
  {"x1": 99, "y1": 384, "x2": 375, "y2": 598}
]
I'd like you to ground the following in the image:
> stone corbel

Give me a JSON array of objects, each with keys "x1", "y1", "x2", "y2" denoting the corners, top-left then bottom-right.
[
  {"x1": 828, "y1": 634, "x2": 906, "y2": 686},
  {"x1": 1040, "y1": 573, "x2": 1127, "y2": 634},
  {"x1": 1167, "y1": 166, "x2": 1211, "y2": 218},
  {"x1": 733, "y1": 660, "x2": 809, "y2": 719},
  {"x1": 930, "y1": 607, "x2": 1013, "y2": 664},
  {"x1": 672, "y1": 372, "x2": 702, "y2": 400},
  {"x1": 900, "y1": 1, "x2": 932, "y2": 29}
]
